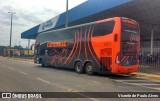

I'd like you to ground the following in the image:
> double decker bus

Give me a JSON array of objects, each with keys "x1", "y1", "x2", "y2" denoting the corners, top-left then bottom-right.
[{"x1": 34, "y1": 17, "x2": 140, "y2": 75}]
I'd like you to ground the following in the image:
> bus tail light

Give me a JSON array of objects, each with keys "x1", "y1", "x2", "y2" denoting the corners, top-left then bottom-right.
[{"x1": 116, "y1": 52, "x2": 120, "y2": 64}]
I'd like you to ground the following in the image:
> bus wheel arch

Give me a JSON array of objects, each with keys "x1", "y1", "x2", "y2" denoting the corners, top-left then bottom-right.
[
  {"x1": 39, "y1": 58, "x2": 42, "y2": 64},
  {"x1": 84, "y1": 61, "x2": 95, "y2": 75},
  {"x1": 74, "y1": 60, "x2": 84, "y2": 74}
]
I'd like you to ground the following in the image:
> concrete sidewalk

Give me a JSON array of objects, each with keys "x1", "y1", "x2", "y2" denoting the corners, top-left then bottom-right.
[
  {"x1": 130, "y1": 72, "x2": 160, "y2": 80},
  {"x1": 0, "y1": 56, "x2": 34, "y2": 62}
]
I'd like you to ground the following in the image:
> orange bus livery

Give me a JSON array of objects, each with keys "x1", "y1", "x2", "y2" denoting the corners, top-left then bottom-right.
[{"x1": 34, "y1": 17, "x2": 140, "y2": 75}]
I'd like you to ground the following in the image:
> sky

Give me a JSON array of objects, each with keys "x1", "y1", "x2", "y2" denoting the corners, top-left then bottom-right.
[{"x1": 0, "y1": 0, "x2": 87, "y2": 48}]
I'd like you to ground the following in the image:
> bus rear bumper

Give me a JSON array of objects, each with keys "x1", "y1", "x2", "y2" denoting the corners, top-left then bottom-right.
[{"x1": 112, "y1": 65, "x2": 139, "y2": 74}]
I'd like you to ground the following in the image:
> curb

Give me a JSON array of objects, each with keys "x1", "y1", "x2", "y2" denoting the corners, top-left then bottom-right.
[
  {"x1": 130, "y1": 72, "x2": 160, "y2": 80},
  {"x1": 12, "y1": 58, "x2": 34, "y2": 62}
]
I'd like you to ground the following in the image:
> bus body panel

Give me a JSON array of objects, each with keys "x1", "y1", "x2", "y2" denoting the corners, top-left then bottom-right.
[
  {"x1": 112, "y1": 17, "x2": 140, "y2": 74},
  {"x1": 34, "y1": 17, "x2": 140, "y2": 74}
]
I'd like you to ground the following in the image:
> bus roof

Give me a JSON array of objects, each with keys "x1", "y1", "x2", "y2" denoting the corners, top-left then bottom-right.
[{"x1": 38, "y1": 17, "x2": 119, "y2": 37}]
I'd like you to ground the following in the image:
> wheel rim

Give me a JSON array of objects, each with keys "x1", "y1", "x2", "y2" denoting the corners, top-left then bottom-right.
[
  {"x1": 87, "y1": 65, "x2": 92, "y2": 72},
  {"x1": 76, "y1": 64, "x2": 81, "y2": 72}
]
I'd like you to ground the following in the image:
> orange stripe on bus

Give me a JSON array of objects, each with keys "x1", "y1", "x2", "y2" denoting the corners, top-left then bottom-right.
[
  {"x1": 78, "y1": 28, "x2": 82, "y2": 59},
  {"x1": 63, "y1": 31, "x2": 77, "y2": 64},
  {"x1": 88, "y1": 25, "x2": 100, "y2": 66},
  {"x1": 84, "y1": 26, "x2": 88, "y2": 60},
  {"x1": 68, "y1": 29, "x2": 79, "y2": 64}
]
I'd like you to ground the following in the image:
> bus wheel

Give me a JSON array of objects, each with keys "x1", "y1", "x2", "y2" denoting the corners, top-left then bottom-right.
[
  {"x1": 41, "y1": 59, "x2": 46, "y2": 67},
  {"x1": 85, "y1": 62, "x2": 95, "y2": 75},
  {"x1": 74, "y1": 61, "x2": 84, "y2": 74}
]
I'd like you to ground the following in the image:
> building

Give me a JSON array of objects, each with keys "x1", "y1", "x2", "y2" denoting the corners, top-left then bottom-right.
[{"x1": 21, "y1": 0, "x2": 160, "y2": 55}]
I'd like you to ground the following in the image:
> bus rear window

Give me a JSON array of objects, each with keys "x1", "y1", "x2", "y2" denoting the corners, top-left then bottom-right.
[
  {"x1": 93, "y1": 21, "x2": 115, "y2": 37},
  {"x1": 122, "y1": 23, "x2": 139, "y2": 33},
  {"x1": 121, "y1": 20, "x2": 139, "y2": 56}
]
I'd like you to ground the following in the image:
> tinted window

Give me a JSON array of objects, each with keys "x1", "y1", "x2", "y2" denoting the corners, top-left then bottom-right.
[
  {"x1": 36, "y1": 29, "x2": 75, "y2": 44},
  {"x1": 120, "y1": 20, "x2": 139, "y2": 65},
  {"x1": 39, "y1": 43, "x2": 46, "y2": 55},
  {"x1": 93, "y1": 21, "x2": 115, "y2": 37},
  {"x1": 122, "y1": 21, "x2": 139, "y2": 43},
  {"x1": 122, "y1": 22, "x2": 139, "y2": 34}
]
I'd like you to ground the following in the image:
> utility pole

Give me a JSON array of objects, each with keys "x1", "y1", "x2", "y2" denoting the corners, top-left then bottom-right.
[
  {"x1": 8, "y1": 11, "x2": 16, "y2": 57},
  {"x1": 65, "y1": 0, "x2": 68, "y2": 28},
  {"x1": 150, "y1": 30, "x2": 154, "y2": 55},
  {"x1": 28, "y1": 38, "x2": 30, "y2": 57}
]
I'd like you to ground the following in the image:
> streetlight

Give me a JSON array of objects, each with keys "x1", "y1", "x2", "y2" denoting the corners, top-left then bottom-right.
[
  {"x1": 65, "y1": 0, "x2": 68, "y2": 28},
  {"x1": 8, "y1": 11, "x2": 16, "y2": 57}
]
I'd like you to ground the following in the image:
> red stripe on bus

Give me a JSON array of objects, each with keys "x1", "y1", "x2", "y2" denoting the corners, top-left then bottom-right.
[
  {"x1": 88, "y1": 25, "x2": 100, "y2": 66},
  {"x1": 68, "y1": 29, "x2": 79, "y2": 64},
  {"x1": 63, "y1": 30, "x2": 77, "y2": 64},
  {"x1": 78, "y1": 28, "x2": 82, "y2": 59},
  {"x1": 122, "y1": 34, "x2": 134, "y2": 64},
  {"x1": 121, "y1": 35, "x2": 132, "y2": 64},
  {"x1": 84, "y1": 26, "x2": 88, "y2": 60}
]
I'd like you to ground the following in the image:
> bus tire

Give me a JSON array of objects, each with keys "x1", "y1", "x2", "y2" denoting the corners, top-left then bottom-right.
[
  {"x1": 41, "y1": 59, "x2": 46, "y2": 67},
  {"x1": 85, "y1": 62, "x2": 95, "y2": 75},
  {"x1": 74, "y1": 61, "x2": 84, "y2": 74}
]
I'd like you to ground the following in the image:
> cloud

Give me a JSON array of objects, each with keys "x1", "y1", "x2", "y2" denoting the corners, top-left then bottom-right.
[
  {"x1": 0, "y1": 0, "x2": 87, "y2": 47},
  {"x1": 0, "y1": 4, "x2": 60, "y2": 47}
]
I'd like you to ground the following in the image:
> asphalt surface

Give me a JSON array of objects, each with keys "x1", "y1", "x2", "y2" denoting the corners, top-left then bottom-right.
[{"x1": 0, "y1": 57, "x2": 160, "y2": 101}]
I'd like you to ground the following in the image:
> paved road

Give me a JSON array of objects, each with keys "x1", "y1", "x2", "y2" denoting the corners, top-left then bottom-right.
[{"x1": 0, "y1": 57, "x2": 160, "y2": 101}]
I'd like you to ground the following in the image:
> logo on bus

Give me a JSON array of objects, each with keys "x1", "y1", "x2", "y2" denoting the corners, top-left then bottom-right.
[{"x1": 47, "y1": 41, "x2": 72, "y2": 48}]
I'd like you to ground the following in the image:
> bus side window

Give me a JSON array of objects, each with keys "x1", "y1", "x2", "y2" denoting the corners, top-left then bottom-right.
[{"x1": 93, "y1": 21, "x2": 115, "y2": 37}]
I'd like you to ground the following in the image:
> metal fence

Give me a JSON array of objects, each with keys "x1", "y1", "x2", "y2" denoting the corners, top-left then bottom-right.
[
  {"x1": 139, "y1": 48, "x2": 160, "y2": 75},
  {"x1": 0, "y1": 49, "x2": 4, "y2": 56},
  {"x1": 0, "y1": 49, "x2": 34, "y2": 59}
]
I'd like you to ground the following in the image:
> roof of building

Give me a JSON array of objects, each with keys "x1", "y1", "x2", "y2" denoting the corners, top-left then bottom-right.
[
  {"x1": 21, "y1": 0, "x2": 160, "y2": 40},
  {"x1": 21, "y1": 0, "x2": 133, "y2": 39}
]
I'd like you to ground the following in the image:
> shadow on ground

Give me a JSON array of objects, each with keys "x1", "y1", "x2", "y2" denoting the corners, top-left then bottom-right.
[{"x1": 34, "y1": 65, "x2": 140, "y2": 80}]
